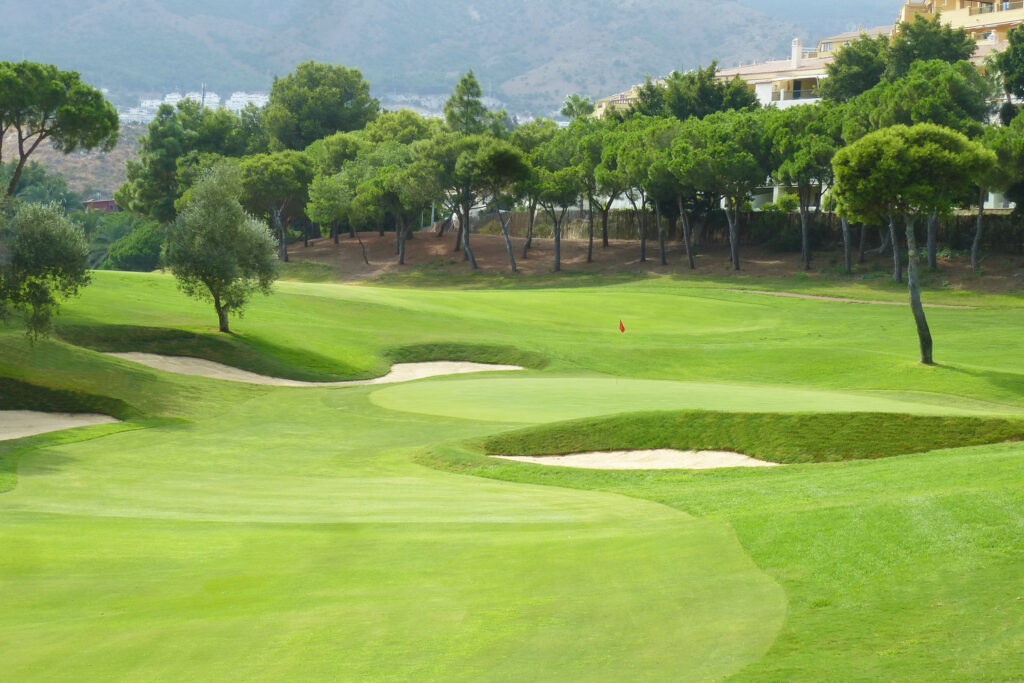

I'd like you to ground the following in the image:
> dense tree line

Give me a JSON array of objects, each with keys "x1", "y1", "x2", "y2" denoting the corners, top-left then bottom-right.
[{"x1": 8, "y1": 13, "x2": 1024, "y2": 357}]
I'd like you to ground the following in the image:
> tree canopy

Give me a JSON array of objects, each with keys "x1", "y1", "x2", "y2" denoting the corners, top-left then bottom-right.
[
  {"x1": 0, "y1": 61, "x2": 119, "y2": 198},
  {"x1": 265, "y1": 61, "x2": 380, "y2": 150}
]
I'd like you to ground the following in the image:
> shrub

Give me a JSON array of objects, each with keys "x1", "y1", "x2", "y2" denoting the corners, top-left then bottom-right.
[{"x1": 104, "y1": 220, "x2": 164, "y2": 271}]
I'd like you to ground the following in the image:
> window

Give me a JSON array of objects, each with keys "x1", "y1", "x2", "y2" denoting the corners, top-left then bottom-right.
[{"x1": 821, "y1": 42, "x2": 833, "y2": 51}]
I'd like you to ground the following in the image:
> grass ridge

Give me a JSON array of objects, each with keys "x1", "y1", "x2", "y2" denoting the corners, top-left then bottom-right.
[{"x1": 482, "y1": 410, "x2": 1024, "y2": 464}]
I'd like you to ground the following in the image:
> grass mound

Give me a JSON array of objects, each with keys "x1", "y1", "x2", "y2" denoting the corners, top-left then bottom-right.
[
  {"x1": 56, "y1": 323, "x2": 364, "y2": 382},
  {"x1": 0, "y1": 377, "x2": 136, "y2": 420},
  {"x1": 386, "y1": 343, "x2": 549, "y2": 369},
  {"x1": 482, "y1": 410, "x2": 1024, "y2": 464}
]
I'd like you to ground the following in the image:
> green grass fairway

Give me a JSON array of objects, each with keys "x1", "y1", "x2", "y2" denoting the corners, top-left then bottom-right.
[{"x1": 1, "y1": 270, "x2": 1022, "y2": 680}]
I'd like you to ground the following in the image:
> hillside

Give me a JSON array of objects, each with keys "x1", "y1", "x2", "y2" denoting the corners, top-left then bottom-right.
[
  {"x1": 0, "y1": 0, "x2": 895, "y2": 115},
  {"x1": 3, "y1": 126, "x2": 145, "y2": 197}
]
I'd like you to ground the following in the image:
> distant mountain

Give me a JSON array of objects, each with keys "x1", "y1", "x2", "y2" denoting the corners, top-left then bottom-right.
[{"x1": 0, "y1": 0, "x2": 899, "y2": 115}]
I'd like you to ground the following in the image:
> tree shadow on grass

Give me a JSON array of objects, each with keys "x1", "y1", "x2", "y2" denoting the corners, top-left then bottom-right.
[
  {"x1": 930, "y1": 363, "x2": 1024, "y2": 406},
  {"x1": 56, "y1": 323, "x2": 368, "y2": 382}
]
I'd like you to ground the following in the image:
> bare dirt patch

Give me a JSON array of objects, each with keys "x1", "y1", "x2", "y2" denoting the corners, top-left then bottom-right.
[
  {"x1": 286, "y1": 231, "x2": 1024, "y2": 293},
  {"x1": 492, "y1": 449, "x2": 781, "y2": 470},
  {"x1": 106, "y1": 353, "x2": 522, "y2": 386},
  {"x1": 0, "y1": 411, "x2": 119, "y2": 441}
]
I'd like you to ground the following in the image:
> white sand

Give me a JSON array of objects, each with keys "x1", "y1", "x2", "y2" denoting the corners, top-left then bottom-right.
[
  {"x1": 106, "y1": 353, "x2": 523, "y2": 386},
  {"x1": 0, "y1": 411, "x2": 119, "y2": 441},
  {"x1": 492, "y1": 449, "x2": 781, "y2": 470}
]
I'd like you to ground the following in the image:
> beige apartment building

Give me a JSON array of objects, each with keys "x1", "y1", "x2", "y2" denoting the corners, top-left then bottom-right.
[{"x1": 593, "y1": 1, "x2": 1024, "y2": 116}]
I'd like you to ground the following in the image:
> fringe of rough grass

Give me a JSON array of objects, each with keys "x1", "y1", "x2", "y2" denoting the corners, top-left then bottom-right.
[{"x1": 482, "y1": 410, "x2": 1024, "y2": 464}]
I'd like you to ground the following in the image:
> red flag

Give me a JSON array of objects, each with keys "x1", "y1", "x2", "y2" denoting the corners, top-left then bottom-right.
[{"x1": 619, "y1": 320, "x2": 626, "y2": 333}]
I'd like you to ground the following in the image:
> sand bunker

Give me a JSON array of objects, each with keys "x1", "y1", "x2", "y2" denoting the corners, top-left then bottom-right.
[
  {"x1": 106, "y1": 353, "x2": 523, "y2": 386},
  {"x1": 493, "y1": 449, "x2": 781, "y2": 470},
  {"x1": 0, "y1": 411, "x2": 119, "y2": 441}
]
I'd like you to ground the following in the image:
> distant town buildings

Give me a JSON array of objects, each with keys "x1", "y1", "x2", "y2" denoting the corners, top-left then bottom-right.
[
  {"x1": 594, "y1": 0, "x2": 1024, "y2": 116},
  {"x1": 118, "y1": 91, "x2": 270, "y2": 124}
]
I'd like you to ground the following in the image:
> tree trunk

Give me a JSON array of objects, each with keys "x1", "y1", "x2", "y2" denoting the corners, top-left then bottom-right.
[
  {"x1": 303, "y1": 224, "x2": 310, "y2": 248},
  {"x1": 840, "y1": 218, "x2": 852, "y2": 274},
  {"x1": 553, "y1": 215, "x2": 562, "y2": 272},
  {"x1": 453, "y1": 216, "x2": 463, "y2": 252},
  {"x1": 498, "y1": 210, "x2": 517, "y2": 273},
  {"x1": 926, "y1": 212, "x2": 938, "y2": 270},
  {"x1": 725, "y1": 200, "x2": 740, "y2": 271},
  {"x1": 214, "y1": 295, "x2": 230, "y2": 333},
  {"x1": 639, "y1": 204, "x2": 647, "y2": 262},
  {"x1": 332, "y1": 222, "x2": 339, "y2": 245},
  {"x1": 522, "y1": 200, "x2": 537, "y2": 258},
  {"x1": 656, "y1": 202, "x2": 666, "y2": 266},
  {"x1": 587, "y1": 202, "x2": 594, "y2": 264},
  {"x1": 678, "y1": 197, "x2": 695, "y2": 270},
  {"x1": 799, "y1": 201, "x2": 811, "y2": 270},
  {"x1": 876, "y1": 224, "x2": 891, "y2": 255},
  {"x1": 462, "y1": 207, "x2": 478, "y2": 269},
  {"x1": 273, "y1": 207, "x2": 288, "y2": 263},
  {"x1": 972, "y1": 186, "x2": 985, "y2": 274},
  {"x1": 889, "y1": 216, "x2": 902, "y2": 283},
  {"x1": 858, "y1": 223, "x2": 867, "y2": 264},
  {"x1": 601, "y1": 203, "x2": 610, "y2": 247},
  {"x1": 905, "y1": 216, "x2": 933, "y2": 364},
  {"x1": 355, "y1": 231, "x2": 369, "y2": 264},
  {"x1": 397, "y1": 216, "x2": 406, "y2": 265}
]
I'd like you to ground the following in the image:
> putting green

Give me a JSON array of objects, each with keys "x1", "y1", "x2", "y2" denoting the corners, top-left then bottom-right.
[{"x1": 370, "y1": 376, "x2": 1017, "y2": 424}]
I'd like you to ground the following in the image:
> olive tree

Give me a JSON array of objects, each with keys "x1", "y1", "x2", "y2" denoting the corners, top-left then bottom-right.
[
  {"x1": 166, "y1": 164, "x2": 278, "y2": 333},
  {"x1": 0, "y1": 202, "x2": 89, "y2": 338}
]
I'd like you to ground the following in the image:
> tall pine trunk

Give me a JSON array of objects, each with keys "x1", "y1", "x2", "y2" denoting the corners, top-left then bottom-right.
[
  {"x1": 840, "y1": 218, "x2": 852, "y2": 274},
  {"x1": 462, "y1": 207, "x2": 477, "y2": 268},
  {"x1": 273, "y1": 207, "x2": 288, "y2": 263},
  {"x1": 656, "y1": 202, "x2": 666, "y2": 266},
  {"x1": 926, "y1": 212, "x2": 938, "y2": 269},
  {"x1": 972, "y1": 186, "x2": 986, "y2": 274},
  {"x1": 678, "y1": 197, "x2": 695, "y2": 270},
  {"x1": 601, "y1": 203, "x2": 610, "y2": 247},
  {"x1": 587, "y1": 202, "x2": 594, "y2": 264},
  {"x1": 522, "y1": 200, "x2": 537, "y2": 258},
  {"x1": 397, "y1": 216, "x2": 407, "y2": 265},
  {"x1": 639, "y1": 203, "x2": 647, "y2": 263},
  {"x1": 905, "y1": 216, "x2": 933, "y2": 364},
  {"x1": 858, "y1": 224, "x2": 867, "y2": 264},
  {"x1": 498, "y1": 210, "x2": 517, "y2": 273},
  {"x1": 889, "y1": 216, "x2": 902, "y2": 283},
  {"x1": 725, "y1": 200, "x2": 740, "y2": 271},
  {"x1": 799, "y1": 196, "x2": 811, "y2": 270}
]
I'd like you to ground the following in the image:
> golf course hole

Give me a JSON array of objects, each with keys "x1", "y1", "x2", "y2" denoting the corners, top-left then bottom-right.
[
  {"x1": 0, "y1": 411, "x2": 120, "y2": 441},
  {"x1": 493, "y1": 449, "x2": 780, "y2": 470},
  {"x1": 107, "y1": 352, "x2": 523, "y2": 386}
]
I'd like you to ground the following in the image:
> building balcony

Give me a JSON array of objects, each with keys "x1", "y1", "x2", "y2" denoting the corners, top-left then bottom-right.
[
  {"x1": 771, "y1": 88, "x2": 820, "y2": 101},
  {"x1": 970, "y1": 1, "x2": 1024, "y2": 16}
]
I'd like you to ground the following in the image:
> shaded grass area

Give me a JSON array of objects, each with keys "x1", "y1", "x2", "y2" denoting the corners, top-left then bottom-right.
[
  {"x1": 56, "y1": 323, "x2": 364, "y2": 382},
  {"x1": 277, "y1": 261, "x2": 343, "y2": 283},
  {"x1": 0, "y1": 377, "x2": 138, "y2": 420},
  {"x1": 386, "y1": 343, "x2": 549, "y2": 370},
  {"x1": 482, "y1": 410, "x2": 1024, "y2": 464}
]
